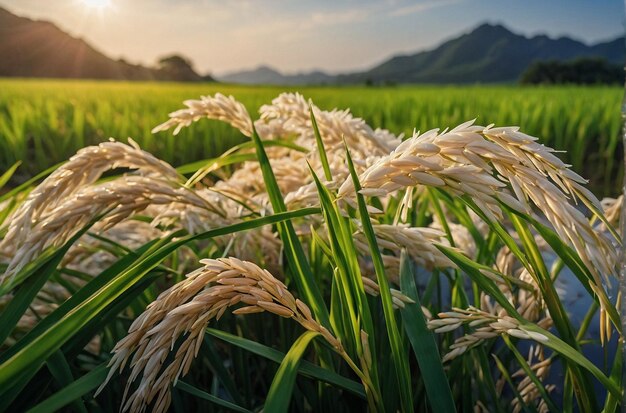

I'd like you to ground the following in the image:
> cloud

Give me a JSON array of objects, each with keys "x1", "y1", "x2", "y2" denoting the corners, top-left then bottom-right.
[
  {"x1": 309, "y1": 8, "x2": 371, "y2": 26},
  {"x1": 388, "y1": 0, "x2": 464, "y2": 17},
  {"x1": 228, "y1": 5, "x2": 373, "y2": 43}
]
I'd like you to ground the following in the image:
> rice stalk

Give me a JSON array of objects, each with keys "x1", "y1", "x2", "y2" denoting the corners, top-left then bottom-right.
[
  {"x1": 428, "y1": 306, "x2": 550, "y2": 362},
  {"x1": 2, "y1": 176, "x2": 223, "y2": 279},
  {"x1": 97, "y1": 257, "x2": 344, "y2": 413},
  {"x1": 152, "y1": 93, "x2": 253, "y2": 137},
  {"x1": 1, "y1": 141, "x2": 179, "y2": 253},
  {"x1": 337, "y1": 120, "x2": 616, "y2": 304}
]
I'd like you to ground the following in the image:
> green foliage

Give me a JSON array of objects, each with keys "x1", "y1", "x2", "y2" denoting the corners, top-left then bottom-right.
[
  {"x1": 0, "y1": 80, "x2": 621, "y2": 196},
  {"x1": 265, "y1": 331, "x2": 321, "y2": 412},
  {"x1": 398, "y1": 251, "x2": 455, "y2": 412},
  {"x1": 520, "y1": 58, "x2": 623, "y2": 85}
]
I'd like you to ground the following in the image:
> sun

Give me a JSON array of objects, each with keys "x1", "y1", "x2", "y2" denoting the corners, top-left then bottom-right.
[{"x1": 80, "y1": 0, "x2": 112, "y2": 11}]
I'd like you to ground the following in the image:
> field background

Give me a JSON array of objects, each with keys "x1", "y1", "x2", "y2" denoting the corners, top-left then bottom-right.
[{"x1": 0, "y1": 79, "x2": 621, "y2": 196}]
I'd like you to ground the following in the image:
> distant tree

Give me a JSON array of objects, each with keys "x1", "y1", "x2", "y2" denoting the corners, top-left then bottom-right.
[
  {"x1": 201, "y1": 72, "x2": 216, "y2": 82},
  {"x1": 158, "y1": 55, "x2": 192, "y2": 69},
  {"x1": 156, "y1": 54, "x2": 201, "y2": 81},
  {"x1": 520, "y1": 58, "x2": 623, "y2": 85}
]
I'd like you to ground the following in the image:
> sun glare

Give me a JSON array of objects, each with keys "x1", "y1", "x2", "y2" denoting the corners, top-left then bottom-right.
[{"x1": 81, "y1": 0, "x2": 112, "y2": 11}]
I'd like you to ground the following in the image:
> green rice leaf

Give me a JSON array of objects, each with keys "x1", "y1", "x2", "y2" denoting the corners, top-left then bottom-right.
[
  {"x1": 308, "y1": 166, "x2": 365, "y2": 356},
  {"x1": 309, "y1": 104, "x2": 332, "y2": 181},
  {"x1": 345, "y1": 144, "x2": 413, "y2": 413},
  {"x1": 250, "y1": 124, "x2": 331, "y2": 328},
  {"x1": 175, "y1": 381, "x2": 252, "y2": 413},
  {"x1": 206, "y1": 328, "x2": 365, "y2": 397},
  {"x1": 26, "y1": 363, "x2": 107, "y2": 413},
  {"x1": 45, "y1": 351, "x2": 88, "y2": 413},
  {"x1": 399, "y1": 250, "x2": 456, "y2": 413},
  {"x1": 0, "y1": 162, "x2": 62, "y2": 204},
  {"x1": 0, "y1": 161, "x2": 20, "y2": 189},
  {"x1": 265, "y1": 331, "x2": 320, "y2": 412}
]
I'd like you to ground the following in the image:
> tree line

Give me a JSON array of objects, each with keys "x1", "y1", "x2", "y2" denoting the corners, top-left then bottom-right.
[{"x1": 520, "y1": 58, "x2": 623, "y2": 85}]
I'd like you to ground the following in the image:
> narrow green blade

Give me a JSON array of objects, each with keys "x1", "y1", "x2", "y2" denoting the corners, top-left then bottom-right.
[
  {"x1": 206, "y1": 328, "x2": 365, "y2": 397},
  {"x1": 45, "y1": 351, "x2": 88, "y2": 413},
  {"x1": 175, "y1": 381, "x2": 252, "y2": 413},
  {"x1": 26, "y1": 363, "x2": 107, "y2": 413},
  {"x1": 264, "y1": 331, "x2": 320, "y2": 412},
  {"x1": 399, "y1": 251, "x2": 456, "y2": 413},
  {"x1": 345, "y1": 144, "x2": 413, "y2": 413},
  {"x1": 0, "y1": 161, "x2": 20, "y2": 189},
  {"x1": 0, "y1": 162, "x2": 62, "y2": 204},
  {"x1": 250, "y1": 124, "x2": 330, "y2": 327},
  {"x1": 309, "y1": 105, "x2": 332, "y2": 181}
]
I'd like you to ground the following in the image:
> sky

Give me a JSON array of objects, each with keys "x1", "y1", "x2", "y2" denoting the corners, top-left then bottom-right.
[{"x1": 1, "y1": 0, "x2": 623, "y2": 76}]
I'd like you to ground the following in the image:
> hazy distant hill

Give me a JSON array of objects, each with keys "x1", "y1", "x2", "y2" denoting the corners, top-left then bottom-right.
[
  {"x1": 219, "y1": 65, "x2": 334, "y2": 85},
  {"x1": 221, "y1": 24, "x2": 623, "y2": 85},
  {"x1": 0, "y1": 7, "x2": 211, "y2": 81},
  {"x1": 338, "y1": 23, "x2": 624, "y2": 84}
]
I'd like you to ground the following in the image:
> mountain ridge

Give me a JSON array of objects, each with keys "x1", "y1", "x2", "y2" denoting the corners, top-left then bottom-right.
[
  {"x1": 219, "y1": 65, "x2": 335, "y2": 85},
  {"x1": 219, "y1": 23, "x2": 624, "y2": 85},
  {"x1": 336, "y1": 23, "x2": 624, "y2": 84}
]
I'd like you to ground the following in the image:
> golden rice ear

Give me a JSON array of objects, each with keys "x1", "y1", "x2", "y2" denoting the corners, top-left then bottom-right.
[
  {"x1": 510, "y1": 346, "x2": 555, "y2": 413},
  {"x1": 429, "y1": 307, "x2": 549, "y2": 363},
  {"x1": 337, "y1": 120, "x2": 615, "y2": 292},
  {"x1": 258, "y1": 92, "x2": 400, "y2": 158},
  {"x1": 353, "y1": 223, "x2": 455, "y2": 277},
  {"x1": 152, "y1": 93, "x2": 253, "y2": 136},
  {"x1": 1, "y1": 176, "x2": 221, "y2": 279},
  {"x1": 600, "y1": 194, "x2": 622, "y2": 232},
  {"x1": 102, "y1": 257, "x2": 343, "y2": 413},
  {"x1": 1, "y1": 141, "x2": 179, "y2": 252}
]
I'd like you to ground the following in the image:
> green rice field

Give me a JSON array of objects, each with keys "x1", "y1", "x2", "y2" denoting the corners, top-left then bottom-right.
[
  {"x1": 0, "y1": 79, "x2": 624, "y2": 412},
  {"x1": 0, "y1": 79, "x2": 621, "y2": 195}
]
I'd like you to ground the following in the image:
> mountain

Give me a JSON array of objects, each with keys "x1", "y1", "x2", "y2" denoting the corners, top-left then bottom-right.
[
  {"x1": 338, "y1": 24, "x2": 624, "y2": 84},
  {"x1": 218, "y1": 65, "x2": 334, "y2": 85},
  {"x1": 589, "y1": 38, "x2": 624, "y2": 64},
  {"x1": 0, "y1": 7, "x2": 210, "y2": 81},
  {"x1": 220, "y1": 24, "x2": 623, "y2": 85}
]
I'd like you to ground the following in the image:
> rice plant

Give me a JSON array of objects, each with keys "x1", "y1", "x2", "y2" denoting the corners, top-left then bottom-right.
[{"x1": 0, "y1": 92, "x2": 622, "y2": 412}]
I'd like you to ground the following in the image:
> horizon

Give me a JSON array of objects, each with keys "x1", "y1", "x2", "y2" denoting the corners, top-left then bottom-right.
[{"x1": 0, "y1": 0, "x2": 623, "y2": 76}]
